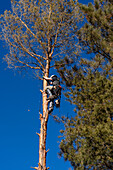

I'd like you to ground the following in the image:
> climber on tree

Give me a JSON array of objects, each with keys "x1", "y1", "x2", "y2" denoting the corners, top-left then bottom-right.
[{"x1": 43, "y1": 75, "x2": 62, "y2": 114}]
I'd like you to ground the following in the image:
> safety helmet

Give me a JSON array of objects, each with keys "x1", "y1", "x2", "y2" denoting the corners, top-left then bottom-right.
[{"x1": 50, "y1": 75, "x2": 56, "y2": 78}]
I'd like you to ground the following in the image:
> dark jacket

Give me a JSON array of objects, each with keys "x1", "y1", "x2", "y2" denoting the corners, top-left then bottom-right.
[{"x1": 51, "y1": 75, "x2": 60, "y2": 86}]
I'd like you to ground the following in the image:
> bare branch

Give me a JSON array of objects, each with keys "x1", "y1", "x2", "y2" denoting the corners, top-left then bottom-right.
[
  {"x1": 28, "y1": 43, "x2": 46, "y2": 60},
  {"x1": 35, "y1": 73, "x2": 43, "y2": 80},
  {"x1": 14, "y1": 55, "x2": 40, "y2": 69},
  {"x1": 16, "y1": 17, "x2": 48, "y2": 57},
  {"x1": 52, "y1": 50, "x2": 66, "y2": 59},
  {"x1": 31, "y1": 167, "x2": 39, "y2": 170},
  {"x1": 51, "y1": 19, "x2": 63, "y2": 57},
  {"x1": 16, "y1": 36, "x2": 45, "y2": 71}
]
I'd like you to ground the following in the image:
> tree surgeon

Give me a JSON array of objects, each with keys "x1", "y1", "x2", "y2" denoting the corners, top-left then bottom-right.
[
  {"x1": 43, "y1": 75, "x2": 62, "y2": 114},
  {"x1": 0, "y1": 0, "x2": 81, "y2": 169}
]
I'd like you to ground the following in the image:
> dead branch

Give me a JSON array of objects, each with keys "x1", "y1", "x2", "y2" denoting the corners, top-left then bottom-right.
[
  {"x1": 46, "y1": 149, "x2": 49, "y2": 153},
  {"x1": 50, "y1": 19, "x2": 63, "y2": 57},
  {"x1": 14, "y1": 55, "x2": 40, "y2": 69},
  {"x1": 28, "y1": 43, "x2": 46, "y2": 60},
  {"x1": 36, "y1": 132, "x2": 40, "y2": 137},
  {"x1": 16, "y1": 17, "x2": 48, "y2": 57},
  {"x1": 16, "y1": 36, "x2": 45, "y2": 71},
  {"x1": 31, "y1": 167, "x2": 39, "y2": 170}
]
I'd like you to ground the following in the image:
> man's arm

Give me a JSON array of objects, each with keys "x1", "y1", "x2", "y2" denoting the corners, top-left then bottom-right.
[{"x1": 43, "y1": 76, "x2": 52, "y2": 81}]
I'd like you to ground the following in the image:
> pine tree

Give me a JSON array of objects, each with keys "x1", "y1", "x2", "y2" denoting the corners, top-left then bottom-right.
[
  {"x1": 78, "y1": 0, "x2": 113, "y2": 62},
  {"x1": 58, "y1": 58, "x2": 113, "y2": 169},
  {"x1": 0, "y1": 0, "x2": 81, "y2": 169},
  {"x1": 56, "y1": 2, "x2": 113, "y2": 168}
]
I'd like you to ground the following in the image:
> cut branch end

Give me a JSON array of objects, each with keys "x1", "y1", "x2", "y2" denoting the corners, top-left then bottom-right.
[
  {"x1": 31, "y1": 167, "x2": 38, "y2": 170},
  {"x1": 36, "y1": 132, "x2": 40, "y2": 137},
  {"x1": 46, "y1": 149, "x2": 49, "y2": 153},
  {"x1": 40, "y1": 89, "x2": 43, "y2": 93}
]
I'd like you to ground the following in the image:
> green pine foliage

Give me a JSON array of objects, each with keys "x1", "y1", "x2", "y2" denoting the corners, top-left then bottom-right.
[
  {"x1": 57, "y1": 1, "x2": 113, "y2": 169},
  {"x1": 78, "y1": 0, "x2": 113, "y2": 62},
  {"x1": 59, "y1": 60, "x2": 113, "y2": 169}
]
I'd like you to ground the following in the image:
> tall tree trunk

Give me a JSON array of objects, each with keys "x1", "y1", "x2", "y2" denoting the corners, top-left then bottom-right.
[{"x1": 38, "y1": 58, "x2": 50, "y2": 170}]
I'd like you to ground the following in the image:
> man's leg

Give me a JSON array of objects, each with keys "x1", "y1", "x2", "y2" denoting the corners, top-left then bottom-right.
[
  {"x1": 48, "y1": 100, "x2": 54, "y2": 114},
  {"x1": 46, "y1": 88, "x2": 52, "y2": 97},
  {"x1": 45, "y1": 85, "x2": 54, "y2": 114},
  {"x1": 45, "y1": 85, "x2": 55, "y2": 100}
]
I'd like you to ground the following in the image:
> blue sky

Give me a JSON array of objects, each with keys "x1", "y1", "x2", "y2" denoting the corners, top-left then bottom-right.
[{"x1": 0, "y1": 0, "x2": 93, "y2": 170}]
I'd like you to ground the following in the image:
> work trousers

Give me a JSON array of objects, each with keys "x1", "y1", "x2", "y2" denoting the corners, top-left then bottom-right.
[{"x1": 45, "y1": 85, "x2": 54, "y2": 111}]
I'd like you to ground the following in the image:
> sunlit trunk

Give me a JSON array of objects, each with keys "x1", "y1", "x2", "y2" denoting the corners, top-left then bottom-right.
[{"x1": 38, "y1": 58, "x2": 50, "y2": 170}]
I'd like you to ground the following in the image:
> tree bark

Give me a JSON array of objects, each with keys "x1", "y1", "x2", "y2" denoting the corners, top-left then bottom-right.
[{"x1": 38, "y1": 58, "x2": 50, "y2": 170}]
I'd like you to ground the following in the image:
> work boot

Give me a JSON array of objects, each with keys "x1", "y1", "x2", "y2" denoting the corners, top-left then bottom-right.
[
  {"x1": 48, "y1": 107, "x2": 53, "y2": 114},
  {"x1": 55, "y1": 99, "x2": 60, "y2": 108}
]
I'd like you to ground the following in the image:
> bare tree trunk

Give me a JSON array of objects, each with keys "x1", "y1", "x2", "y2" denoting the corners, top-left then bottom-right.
[{"x1": 38, "y1": 58, "x2": 50, "y2": 170}]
